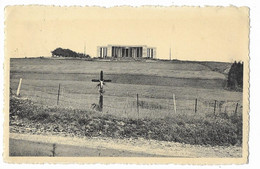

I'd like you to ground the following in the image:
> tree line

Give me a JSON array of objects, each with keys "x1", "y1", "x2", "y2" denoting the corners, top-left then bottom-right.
[
  {"x1": 227, "y1": 61, "x2": 243, "y2": 90},
  {"x1": 51, "y1": 48, "x2": 90, "y2": 58}
]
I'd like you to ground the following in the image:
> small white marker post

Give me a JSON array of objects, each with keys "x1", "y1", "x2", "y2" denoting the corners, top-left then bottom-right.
[
  {"x1": 173, "y1": 93, "x2": 177, "y2": 114},
  {"x1": 16, "y1": 78, "x2": 22, "y2": 96}
]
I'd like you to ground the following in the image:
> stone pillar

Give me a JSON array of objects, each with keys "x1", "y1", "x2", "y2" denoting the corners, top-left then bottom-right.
[
  {"x1": 107, "y1": 45, "x2": 112, "y2": 57},
  {"x1": 153, "y1": 48, "x2": 156, "y2": 58}
]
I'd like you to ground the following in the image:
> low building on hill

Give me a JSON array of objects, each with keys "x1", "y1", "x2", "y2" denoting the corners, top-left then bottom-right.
[{"x1": 97, "y1": 45, "x2": 156, "y2": 59}]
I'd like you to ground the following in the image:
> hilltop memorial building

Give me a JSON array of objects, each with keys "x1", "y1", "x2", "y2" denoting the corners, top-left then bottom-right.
[{"x1": 97, "y1": 45, "x2": 156, "y2": 59}]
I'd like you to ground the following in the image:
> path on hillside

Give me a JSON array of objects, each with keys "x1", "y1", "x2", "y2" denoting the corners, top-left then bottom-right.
[{"x1": 9, "y1": 133, "x2": 242, "y2": 157}]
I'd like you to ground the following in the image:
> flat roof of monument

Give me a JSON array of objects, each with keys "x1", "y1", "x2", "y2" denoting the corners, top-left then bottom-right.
[
  {"x1": 107, "y1": 45, "x2": 147, "y2": 47},
  {"x1": 97, "y1": 45, "x2": 156, "y2": 48}
]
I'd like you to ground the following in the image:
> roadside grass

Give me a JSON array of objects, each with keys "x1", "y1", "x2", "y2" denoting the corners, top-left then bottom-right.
[{"x1": 10, "y1": 96, "x2": 242, "y2": 147}]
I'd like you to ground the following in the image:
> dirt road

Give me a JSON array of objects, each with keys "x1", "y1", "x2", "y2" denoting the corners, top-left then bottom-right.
[{"x1": 9, "y1": 133, "x2": 242, "y2": 157}]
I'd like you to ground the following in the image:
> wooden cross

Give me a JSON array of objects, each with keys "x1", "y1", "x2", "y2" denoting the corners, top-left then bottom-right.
[{"x1": 91, "y1": 70, "x2": 111, "y2": 112}]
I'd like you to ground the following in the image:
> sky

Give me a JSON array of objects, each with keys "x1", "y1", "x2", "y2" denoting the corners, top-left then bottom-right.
[{"x1": 5, "y1": 6, "x2": 249, "y2": 62}]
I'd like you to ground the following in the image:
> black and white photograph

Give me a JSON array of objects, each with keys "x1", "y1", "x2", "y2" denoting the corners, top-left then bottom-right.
[{"x1": 4, "y1": 5, "x2": 249, "y2": 164}]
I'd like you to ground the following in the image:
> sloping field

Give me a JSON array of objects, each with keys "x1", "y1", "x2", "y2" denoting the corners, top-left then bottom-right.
[
  {"x1": 10, "y1": 58, "x2": 225, "y2": 79},
  {"x1": 197, "y1": 61, "x2": 232, "y2": 75},
  {"x1": 10, "y1": 58, "x2": 242, "y2": 119}
]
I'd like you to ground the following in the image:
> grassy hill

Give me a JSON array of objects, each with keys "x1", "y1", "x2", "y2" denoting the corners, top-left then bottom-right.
[
  {"x1": 9, "y1": 57, "x2": 243, "y2": 148},
  {"x1": 10, "y1": 58, "x2": 242, "y2": 118}
]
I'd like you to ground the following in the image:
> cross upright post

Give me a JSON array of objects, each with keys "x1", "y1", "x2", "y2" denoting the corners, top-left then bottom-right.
[{"x1": 91, "y1": 70, "x2": 111, "y2": 112}]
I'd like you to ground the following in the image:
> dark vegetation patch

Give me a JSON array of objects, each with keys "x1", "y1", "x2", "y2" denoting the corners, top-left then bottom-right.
[
  {"x1": 51, "y1": 47, "x2": 91, "y2": 59},
  {"x1": 10, "y1": 96, "x2": 242, "y2": 147},
  {"x1": 227, "y1": 62, "x2": 243, "y2": 91}
]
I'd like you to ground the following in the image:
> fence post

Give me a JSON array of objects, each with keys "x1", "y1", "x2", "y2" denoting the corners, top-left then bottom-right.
[
  {"x1": 195, "y1": 98, "x2": 198, "y2": 113},
  {"x1": 51, "y1": 144, "x2": 57, "y2": 157},
  {"x1": 125, "y1": 92, "x2": 129, "y2": 118},
  {"x1": 99, "y1": 95, "x2": 103, "y2": 112},
  {"x1": 234, "y1": 103, "x2": 239, "y2": 116},
  {"x1": 214, "y1": 100, "x2": 217, "y2": 116},
  {"x1": 16, "y1": 78, "x2": 22, "y2": 96},
  {"x1": 57, "y1": 83, "x2": 61, "y2": 105},
  {"x1": 173, "y1": 93, "x2": 177, "y2": 114},
  {"x1": 137, "y1": 94, "x2": 139, "y2": 119}
]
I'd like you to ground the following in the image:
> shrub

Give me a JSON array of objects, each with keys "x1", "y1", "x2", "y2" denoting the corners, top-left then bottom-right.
[{"x1": 31, "y1": 112, "x2": 50, "y2": 121}]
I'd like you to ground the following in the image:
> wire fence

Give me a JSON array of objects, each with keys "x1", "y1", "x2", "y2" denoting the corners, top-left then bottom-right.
[{"x1": 10, "y1": 79, "x2": 243, "y2": 119}]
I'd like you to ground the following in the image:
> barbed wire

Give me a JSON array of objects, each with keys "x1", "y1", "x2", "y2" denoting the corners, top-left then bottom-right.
[
  {"x1": 10, "y1": 81, "x2": 242, "y2": 116},
  {"x1": 12, "y1": 82, "x2": 242, "y2": 102}
]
